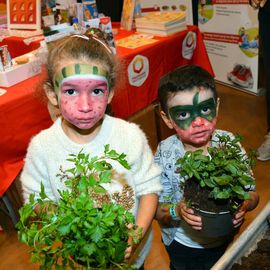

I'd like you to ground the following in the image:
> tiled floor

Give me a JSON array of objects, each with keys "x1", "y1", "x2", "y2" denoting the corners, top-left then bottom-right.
[{"x1": 1, "y1": 83, "x2": 270, "y2": 270}]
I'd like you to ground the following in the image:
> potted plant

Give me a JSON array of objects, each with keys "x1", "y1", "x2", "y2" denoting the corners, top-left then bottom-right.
[
  {"x1": 176, "y1": 134, "x2": 256, "y2": 237},
  {"x1": 16, "y1": 145, "x2": 141, "y2": 270}
]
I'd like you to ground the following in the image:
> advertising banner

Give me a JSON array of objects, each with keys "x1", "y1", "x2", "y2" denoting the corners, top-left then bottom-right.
[{"x1": 198, "y1": 0, "x2": 259, "y2": 94}]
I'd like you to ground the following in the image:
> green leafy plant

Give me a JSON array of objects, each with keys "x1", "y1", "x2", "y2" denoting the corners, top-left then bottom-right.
[
  {"x1": 17, "y1": 145, "x2": 141, "y2": 270},
  {"x1": 176, "y1": 134, "x2": 256, "y2": 212}
]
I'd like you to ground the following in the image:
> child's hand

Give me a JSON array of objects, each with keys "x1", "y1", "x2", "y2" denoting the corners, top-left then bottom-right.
[
  {"x1": 124, "y1": 243, "x2": 133, "y2": 261},
  {"x1": 232, "y1": 209, "x2": 245, "y2": 228},
  {"x1": 233, "y1": 192, "x2": 259, "y2": 228},
  {"x1": 124, "y1": 224, "x2": 140, "y2": 262},
  {"x1": 232, "y1": 200, "x2": 249, "y2": 228},
  {"x1": 178, "y1": 200, "x2": 202, "y2": 230}
]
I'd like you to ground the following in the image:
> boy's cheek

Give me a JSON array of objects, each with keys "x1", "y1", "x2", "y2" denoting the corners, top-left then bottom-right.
[{"x1": 172, "y1": 118, "x2": 217, "y2": 144}]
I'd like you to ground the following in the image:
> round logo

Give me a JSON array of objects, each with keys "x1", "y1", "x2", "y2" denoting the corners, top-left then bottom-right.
[
  {"x1": 128, "y1": 55, "x2": 149, "y2": 87},
  {"x1": 182, "y1": 31, "x2": 197, "y2": 60}
]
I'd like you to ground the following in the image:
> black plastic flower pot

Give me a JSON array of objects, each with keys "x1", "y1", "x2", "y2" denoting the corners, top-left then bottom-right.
[{"x1": 198, "y1": 209, "x2": 234, "y2": 238}]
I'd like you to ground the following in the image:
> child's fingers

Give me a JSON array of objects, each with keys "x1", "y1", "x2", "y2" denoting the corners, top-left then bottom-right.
[
  {"x1": 126, "y1": 223, "x2": 133, "y2": 230},
  {"x1": 124, "y1": 246, "x2": 132, "y2": 260},
  {"x1": 192, "y1": 225, "x2": 202, "y2": 230},
  {"x1": 179, "y1": 201, "x2": 202, "y2": 229},
  {"x1": 180, "y1": 203, "x2": 201, "y2": 220},
  {"x1": 233, "y1": 217, "x2": 244, "y2": 228},
  {"x1": 233, "y1": 210, "x2": 245, "y2": 227},
  {"x1": 181, "y1": 210, "x2": 202, "y2": 228}
]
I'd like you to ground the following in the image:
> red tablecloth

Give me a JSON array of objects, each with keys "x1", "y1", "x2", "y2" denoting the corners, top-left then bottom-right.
[
  {"x1": 0, "y1": 35, "x2": 42, "y2": 58},
  {"x1": 0, "y1": 71, "x2": 52, "y2": 197},
  {"x1": 0, "y1": 25, "x2": 213, "y2": 197},
  {"x1": 112, "y1": 25, "x2": 213, "y2": 119}
]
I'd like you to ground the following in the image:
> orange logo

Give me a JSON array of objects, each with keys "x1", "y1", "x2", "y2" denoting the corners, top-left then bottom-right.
[{"x1": 133, "y1": 57, "x2": 144, "y2": 73}]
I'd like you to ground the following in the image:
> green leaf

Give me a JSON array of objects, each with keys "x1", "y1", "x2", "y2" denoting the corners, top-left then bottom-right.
[
  {"x1": 29, "y1": 193, "x2": 35, "y2": 204},
  {"x1": 211, "y1": 187, "x2": 231, "y2": 199},
  {"x1": 39, "y1": 182, "x2": 47, "y2": 199},
  {"x1": 232, "y1": 185, "x2": 250, "y2": 200},
  {"x1": 80, "y1": 243, "x2": 96, "y2": 255},
  {"x1": 93, "y1": 162, "x2": 105, "y2": 171},
  {"x1": 16, "y1": 146, "x2": 140, "y2": 269},
  {"x1": 93, "y1": 185, "x2": 107, "y2": 193},
  {"x1": 104, "y1": 144, "x2": 110, "y2": 153},
  {"x1": 107, "y1": 149, "x2": 119, "y2": 158},
  {"x1": 18, "y1": 204, "x2": 35, "y2": 225},
  {"x1": 238, "y1": 175, "x2": 255, "y2": 186},
  {"x1": 77, "y1": 176, "x2": 87, "y2": 192},
  {"x1": 58, "y1": 224, "x2": 71, "y2": 236},
  {"x1": 204, "y1": 177, "x2": 216, "y2": 188},
  {"x1": 76, "y1": 163, "x2": 84, "y2": 174},
  {"x1": 100, "y1": 170, "x2": 111, "y2": 183},
  {"x1": 91, "y1": 226, "x2": 104, "y2": 243},
  {"x1": 225, "y1": 163, "x2": 238, "y2": 175},
  {"x1": 214, "y1": 175, "x2": 233, "y2": 185},
  {"x1": 87, "y1": 174, "x2": 96, "y2": 187},
  {"x1": 118, "y1": 158, "x2": 131, "y2": 170}
]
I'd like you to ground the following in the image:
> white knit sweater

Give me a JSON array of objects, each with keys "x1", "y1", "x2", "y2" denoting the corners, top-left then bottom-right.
[{"x1": 21, "y1": 114, "x2": 162, "y2": 267}]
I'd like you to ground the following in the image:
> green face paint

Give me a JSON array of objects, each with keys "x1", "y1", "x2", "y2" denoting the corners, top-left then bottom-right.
[
  {"x1": 169, "y1": 92, "x2": 217, "y2": 130},
  {"x1": 53, "y1": 63, "x2": 109, "y2": 95}
]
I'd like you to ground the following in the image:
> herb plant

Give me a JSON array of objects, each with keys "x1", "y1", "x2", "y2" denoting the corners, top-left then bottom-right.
[
  {"x1": 17, "y1": 145, "x2": 141, "y2": 270},
  {"x1": 176, "y1": 134, "x2": 256, "y2": 212}
]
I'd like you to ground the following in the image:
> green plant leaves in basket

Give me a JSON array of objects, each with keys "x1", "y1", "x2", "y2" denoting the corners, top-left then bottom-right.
[{"x1": 17, "y1": 145, "x2": 140, "y2": 270}]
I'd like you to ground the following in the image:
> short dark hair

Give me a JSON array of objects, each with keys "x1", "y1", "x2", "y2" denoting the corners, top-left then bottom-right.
[{"x1": 158, "y1": 65, "x2": 217, "y2": 115}]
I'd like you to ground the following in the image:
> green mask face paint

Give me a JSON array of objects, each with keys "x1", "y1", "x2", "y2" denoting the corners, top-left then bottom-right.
[
  {"x1": 169, "y1": 92, "x2": 217, "y2": 130},
  {"x1": 53, "y1": 63, "x2": 109, "y2": 95}
]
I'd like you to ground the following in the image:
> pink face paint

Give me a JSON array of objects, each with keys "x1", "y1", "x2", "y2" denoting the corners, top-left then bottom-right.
[
  {"x1": 59, "y1": 76, "x2": 109, "y2": 130},
  {"x1": 172, "y1": 116, "x2": 217, "y2": 146},
  {"x1": 167, "y1": 88, "x2": 218, "y2": 146}
]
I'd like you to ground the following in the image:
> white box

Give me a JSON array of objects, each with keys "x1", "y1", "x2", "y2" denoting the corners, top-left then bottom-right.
[{"x1": 0, "y1": 52, "x2": 41, "y2": 87}]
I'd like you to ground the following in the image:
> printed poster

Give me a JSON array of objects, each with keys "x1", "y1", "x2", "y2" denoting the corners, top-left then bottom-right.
[
  {"x1": 116, "y1": 34, "x2": 158, "y2": 49},
  {"x1": 140, "y1": 0, "x2": 194, "y2": 25},
  {"x1": 120, "y1": 0, "x2": 136, "y2": 30},
  {"x1": 7, "y1": 0, "x2": 41, "y2": 30},
  {"x1": 198, "y1": 0, "x2": 259, "y2": 94}
]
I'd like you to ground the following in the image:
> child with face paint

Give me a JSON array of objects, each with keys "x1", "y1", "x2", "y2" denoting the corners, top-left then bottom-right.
[
  {"x1": 20, "y1": 28, "x2": 162, "y2": 269},
  {"x1": 154, "y1": 65, "x2": 259, "y2": 270}
]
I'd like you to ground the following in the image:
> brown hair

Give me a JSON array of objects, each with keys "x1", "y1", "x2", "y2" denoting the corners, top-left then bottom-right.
[{"x1": 46, "y1": 28, "x2": 118, "y2": 92}]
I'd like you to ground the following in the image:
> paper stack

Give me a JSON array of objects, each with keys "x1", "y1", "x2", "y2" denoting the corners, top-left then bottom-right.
[{"x1": 135, "y1": 12, "x2": 186, "y2": 37}]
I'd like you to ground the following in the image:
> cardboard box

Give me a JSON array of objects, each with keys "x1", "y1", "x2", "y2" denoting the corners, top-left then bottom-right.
[{"x1": 0, "y1": 51, "x2": 41, "y2": 87}]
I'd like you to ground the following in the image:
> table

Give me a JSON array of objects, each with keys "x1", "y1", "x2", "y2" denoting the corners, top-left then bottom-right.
[
  {"x1": 112, "y1": 25, "x2": 213, "y2": 118},
  {"x1": 0, "y1": 25, "x2": 213, "y2": 198},
  {"x1": 0, "y1": 71, "x2": 52, "y2": 197},
  {"x1": 0, "y1": 35, "x2": 42, "y2": 58}
]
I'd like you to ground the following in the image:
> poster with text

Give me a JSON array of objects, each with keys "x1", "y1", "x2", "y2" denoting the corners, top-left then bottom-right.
[
  {"x1": 198, "y1": 0, "x2": 259, "y2": 94},
  {"x1": 141, "y1": 0, "x2": 193, "y2": 25}
]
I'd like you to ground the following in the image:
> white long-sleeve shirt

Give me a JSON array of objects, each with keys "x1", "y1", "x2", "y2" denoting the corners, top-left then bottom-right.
[{"x1": 21, "y1": 114, "x2": 162, "y2": 267}]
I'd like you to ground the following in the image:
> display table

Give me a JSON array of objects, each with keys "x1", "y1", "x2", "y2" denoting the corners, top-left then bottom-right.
[
  {"x1": 0, "y1": 25, "x2": 213, "y2": 199},
  {"x1": 0, "y1": 35, "x2": 43, "y2": 58},
  {"x1": 112, "y1": 25, "x2": 213, "y2": 118}
]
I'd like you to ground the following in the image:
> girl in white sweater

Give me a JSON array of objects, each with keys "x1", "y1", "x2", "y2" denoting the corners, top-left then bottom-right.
[{"x1": 20, "y1": 28, "x2": 162, "y2": 269}]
